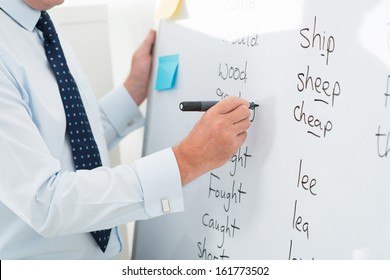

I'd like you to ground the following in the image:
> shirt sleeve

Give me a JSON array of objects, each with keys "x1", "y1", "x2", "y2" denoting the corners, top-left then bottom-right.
[
  {"x1": 99, "y1": 85, "x2": 144, "y2": 149},
  {"x1": 0, "y1": 55, "x2": 184, "y2": 238},
  {"x1": 133, "y1": 148, "x2": 184, "y2": 217}
]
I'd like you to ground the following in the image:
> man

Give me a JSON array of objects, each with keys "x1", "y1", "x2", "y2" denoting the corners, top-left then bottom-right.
[{"x1": 0, "y1": 0, "x2": 251, "y2": 259}]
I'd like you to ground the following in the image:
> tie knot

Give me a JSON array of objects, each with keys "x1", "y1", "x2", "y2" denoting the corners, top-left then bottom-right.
[{"x1": 36, "y1": 11, "x2": 57, "y2": 39}]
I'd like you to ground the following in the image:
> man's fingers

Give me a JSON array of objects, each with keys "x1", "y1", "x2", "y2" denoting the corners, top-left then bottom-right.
[
  {"x1": 141, "y1": 29, "x2": 156, "y2": 54},
  {"x1": 212, "y1": 96, "x2": 249, "y2": 114},
  {"x1": 226, "y1": 104, "x2": 250, "y2": 124},
  {"x1": 233, "y1": 117, "x2": 251, "y2": 135},
  {"x1": 237, "y1": 131, "x2": 248, "y2": 144}
]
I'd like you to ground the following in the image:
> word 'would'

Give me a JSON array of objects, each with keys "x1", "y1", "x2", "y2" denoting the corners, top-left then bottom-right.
[{"x1": 222, "y1": 32, "x2": 259, "y2": 47}]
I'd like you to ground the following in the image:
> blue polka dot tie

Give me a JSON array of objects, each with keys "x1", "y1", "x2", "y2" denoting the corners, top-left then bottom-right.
[{"x1": 36, "y1": 11, "x2": 111, "y2": 252}]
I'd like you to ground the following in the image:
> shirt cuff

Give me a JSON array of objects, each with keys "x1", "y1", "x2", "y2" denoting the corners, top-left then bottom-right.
[
  {"x1": 133, "y1": 148, "x2": 184, "y2": 217},
  {"x1": 99, "y1": 85, "x2": 144, "y2": 139}
]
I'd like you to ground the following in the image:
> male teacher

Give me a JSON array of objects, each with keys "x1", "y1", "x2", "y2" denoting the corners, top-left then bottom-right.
[{"x1": 0, "y1": 0, "x2": 251, "y2": 259}]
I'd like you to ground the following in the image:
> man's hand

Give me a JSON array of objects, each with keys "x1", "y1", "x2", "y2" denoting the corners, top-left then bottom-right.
[
  {"x1": 124, "y1": 29, "x2": 156, "y2": 106},
  {"x1": 173, "y1": 96, "x2": 251, "y2": 186}
]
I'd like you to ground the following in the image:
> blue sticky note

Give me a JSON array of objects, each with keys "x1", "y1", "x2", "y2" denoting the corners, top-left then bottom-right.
[{"x1": 155, "y1": 54, "x2": 179, "y2": 91}]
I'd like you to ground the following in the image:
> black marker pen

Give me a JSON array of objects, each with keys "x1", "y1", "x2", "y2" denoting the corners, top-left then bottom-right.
[{"x1": 179, "y1": 101, "x2": 259, "y2": 111}]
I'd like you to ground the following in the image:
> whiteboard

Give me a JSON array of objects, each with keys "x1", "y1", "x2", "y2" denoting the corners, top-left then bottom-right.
[{"x1": 133, "y1": 0, "x2": 390, "y2": 259}]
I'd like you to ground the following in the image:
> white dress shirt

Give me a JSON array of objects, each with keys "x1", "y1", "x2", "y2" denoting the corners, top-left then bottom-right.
[{"x1": 0, "y1": 0, "x2": 184, "y2": 259}]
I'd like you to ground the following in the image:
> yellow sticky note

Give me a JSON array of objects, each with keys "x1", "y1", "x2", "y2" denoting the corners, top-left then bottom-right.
[{"x1": 156, "y1": 0, "x2": 182, "y2": 19}]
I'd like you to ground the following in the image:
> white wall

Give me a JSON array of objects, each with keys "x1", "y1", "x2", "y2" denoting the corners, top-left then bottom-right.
[
  {"x1": 61, "y1": 0, "x2": 157, "y2": 163},
  {"x1": 62, "y1": 0, "x2": 156, "y2": 86},
  {"x1": 53, "y1": 0, "x2": 157, "y2": 259}
]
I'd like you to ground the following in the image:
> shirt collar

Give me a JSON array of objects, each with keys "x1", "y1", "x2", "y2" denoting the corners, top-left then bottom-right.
[{"x1": 0, "y1": 0, "x2": 41, "y2": 31}]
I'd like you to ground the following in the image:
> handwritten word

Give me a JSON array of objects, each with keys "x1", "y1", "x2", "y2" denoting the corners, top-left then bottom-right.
[
  {"x1": 375, "y1": 126, "x2": 390, "y2": 157},
  {"x1": 229, "y1": 146, "x2": 252, "y2": 176},
  {"x1": 288, "y1": 240, "x2": 315, "y2": 260},
  {"x1": 296, "y1": 159, "x2": 317, "y2": 196},
  {"x1": 216, "y1": 88, "x2": 242, "y2": 100},
  {"x1": 209, "y1": 173, "x2": 247, "y2": 212},
  {"x1": 197, "y1": 237, "x2": 230, "y2": 260},
  {"x1": 297, "y1": 65, "x2": 341, "y2": 107},
  {"x1": 224, "y1": 0, "x2": 256, "y2": 11},
  {"x1": 300, "y1": 16, "x2": 335, "y2": 65},
  {"x1": 292, "y1": 200, "x2": 310, "y2": 240},
  {"x1": 215, "y1": 89, "x2": 257, "y2": 122},
  {"x1": 219, "y1": 61, "x2": 248, "y2": 83},
  {"x1": 384, "y1": 75, "x2": 390, "y2": 107},
  {"x1": 202, "y1": 213, "x2": 240, "y2": 248},
  {"x1": 293, "y1": 100, "x2": 333, "y2": 138},
  {"x1": 387, "y1": 23, "x2": 390, "y2": 51},
  {"x1": 223, "y1": 33, "x2": 259, "y2": 48}
]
